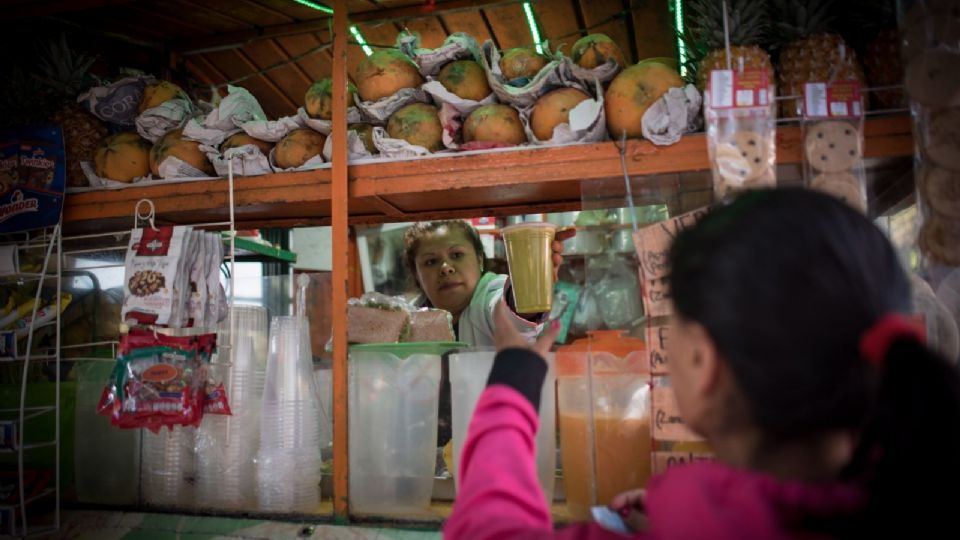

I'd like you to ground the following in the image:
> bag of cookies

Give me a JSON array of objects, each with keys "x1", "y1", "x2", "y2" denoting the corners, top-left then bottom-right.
[
  {"x1": 801, "y1": 81, "x2": 868, "y2": 214},
  {"x1": 122, "y1": 225, "x2": 193, "y2": 327},
  {"x1": 704, "y1": 69, "x2": 777, "y2": 201}
]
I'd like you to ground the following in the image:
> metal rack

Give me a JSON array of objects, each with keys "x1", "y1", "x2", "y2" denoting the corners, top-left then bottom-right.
[{"x1": 0, "y1": 224, "x2": 63, "y2": 538}]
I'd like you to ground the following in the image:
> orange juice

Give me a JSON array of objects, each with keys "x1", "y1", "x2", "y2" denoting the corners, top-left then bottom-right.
[{"x1": 559, "y1": 414, "x2": 652, "y2": 520}]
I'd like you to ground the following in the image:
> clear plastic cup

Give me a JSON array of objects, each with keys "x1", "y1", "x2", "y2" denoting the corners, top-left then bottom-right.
[
  {"x1": 501, "y1": 223, "x2": 558, "y2": 313},
  {"x1": 263, "y1": 316, "x2": 317, "y2": 403}
]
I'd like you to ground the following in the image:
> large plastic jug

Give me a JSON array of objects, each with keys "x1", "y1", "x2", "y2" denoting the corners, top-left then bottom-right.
[
  {"x1": 556, "y1": 331, "x2": 650, "y2": 521},
  {"x1": 348, "y1": 342, "x2": 463, "y2": 516},
  {"x1": 449, "y1": 349, "x2": 556, "y2": 504}
]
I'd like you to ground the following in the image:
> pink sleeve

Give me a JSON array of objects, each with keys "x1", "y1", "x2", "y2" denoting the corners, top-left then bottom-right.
[{"x1": 444, "y1": 385, "x2": 641, "y2": 540}]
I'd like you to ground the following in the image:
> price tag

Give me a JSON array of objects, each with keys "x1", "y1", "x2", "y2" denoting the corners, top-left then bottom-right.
[
  {"x1": 709, "y1": 69, "x2": 770, "y2": 110},
  {"x1": 804, "y1": 81, "x2": 863, "y2": 119}
]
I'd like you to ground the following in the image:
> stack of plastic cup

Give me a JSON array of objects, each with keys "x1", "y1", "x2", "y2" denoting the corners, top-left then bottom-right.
[
  {"x1": 218, "y1": 305, "x2": 269, "y2": 371},
  {"x1": 256, "y1": 316, "x2": 322, "y2": 513},
  {"x1": 141, "y1": 426, "x2": 195, "y2": 508},
  {"x1": 195, "y1": 336, "x2": 265, "y2": 511}
]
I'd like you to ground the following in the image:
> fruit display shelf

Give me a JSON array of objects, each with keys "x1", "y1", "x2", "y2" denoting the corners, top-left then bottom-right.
[{"x1": 62, "y1": 113, "x2": 913, "y2": 235}]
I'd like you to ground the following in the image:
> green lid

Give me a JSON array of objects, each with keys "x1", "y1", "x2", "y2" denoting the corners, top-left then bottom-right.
[{"x1": 349, "y1": 341, "x2": 468, "y2": 359}]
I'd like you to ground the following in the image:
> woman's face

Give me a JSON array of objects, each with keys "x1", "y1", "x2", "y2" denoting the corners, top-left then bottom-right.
[{"x1": 414, "y1": 226, "x2": 483, "y2": 320}]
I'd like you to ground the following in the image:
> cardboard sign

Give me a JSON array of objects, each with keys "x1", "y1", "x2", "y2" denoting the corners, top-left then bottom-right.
[
  {"x1": 709, "y1": 69, "x2": 771, "y2": 110},
  {"x1": 652, "y1": 385, "x2": 703, "y2": 442},
  {"x1": 632, "y1": 208, "x2": 707, "y2": 317},
  {"x1": 804, "y1": 81, "x2": 863, "y2": 119},
  {"x1": 647, "y1": 323, "x2": 670, "y2": 375},
  {"x1": 652, "y1": 451, "x2": 715, "y2": 475}
]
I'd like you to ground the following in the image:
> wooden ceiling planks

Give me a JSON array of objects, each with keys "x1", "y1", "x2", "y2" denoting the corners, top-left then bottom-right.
[
  {"x1": 317, "y1": 27, "x2": 365, "y2": 82},
  {"x1": 189, "y1": 0, "x2": 296, "y2": 26},
  {"x1": 354, "y1": 21, "x2": 401, "y2": 51},
  {"x1": 438, "y1": 10, "x2": 493, "y2": 44},
  {"x1": 631, "y1": 2, "x2": 676, "y2": 60},
  {"x1": 574, "y1": 0, "x2": 632, "y2": 62},
  {"x1": 232, "y1": 45, "x2": 302, "y2": 111},
  {"x1": 201, "y1": 48, "x2": 291, "y2": 114},
  {"x1": 532, "y1": 0, "x2": 582, "y2": 55},
  {"x1": 262, "y1": 39, "x2": 317, "y2": 104},
  {"x1": 117, "y1": 3, "x2": 209, "y2": 37},
  {"x1": 274, "y1": 33, "x2": 332, "y2": 82},
  {"x1": 403, "y1": 16, "x2": 449, "y2": 49},
  {"x1": 143, "y1": 0, "x2": 249, "y2": 33},
  {"x1": 483, "y1": 3, "x2": 534, "y2": 50}
]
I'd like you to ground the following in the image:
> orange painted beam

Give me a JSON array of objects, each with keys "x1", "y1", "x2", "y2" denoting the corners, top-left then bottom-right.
[{"x1": 330, "y1": 0, "x2": 351, "y2": 523}]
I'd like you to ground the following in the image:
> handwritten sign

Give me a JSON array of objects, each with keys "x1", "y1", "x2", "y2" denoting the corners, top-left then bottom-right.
[
  {"x1": 647, "y1": 323, "x2": 670, "y2": 375},
  {"x1": 632, "y1": 208, "x2": 707, "y2": 317},
  {"x1": 652, "y1": 451, "x2": 715, "y2": 475},
  {"x1": 652, "y1": 385, "x2": 703, "y2": 442}
]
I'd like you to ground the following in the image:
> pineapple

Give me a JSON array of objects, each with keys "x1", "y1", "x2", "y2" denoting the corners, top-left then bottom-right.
[
  {"x1": 35, "y1": 35, "x2": 108, "y2": 188},
  {"x1": 684, "y1": 0, "x2": 775, "y2": 93},
  {"x1": 846, "y1": 0, "x2": 904, "y2": 110},
  {"x1": 771, "y1": 0, "x2": 867, "y2": 118}
]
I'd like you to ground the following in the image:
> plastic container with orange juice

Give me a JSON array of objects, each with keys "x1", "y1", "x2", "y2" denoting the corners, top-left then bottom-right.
[{"x1": 556, "y1": 330, "x2": 650, "y2": 521}]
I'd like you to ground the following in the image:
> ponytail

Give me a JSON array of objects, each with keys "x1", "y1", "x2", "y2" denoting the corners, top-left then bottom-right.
[{"x1": 847, "y1": 338, "x2": 960, "y2": 536}]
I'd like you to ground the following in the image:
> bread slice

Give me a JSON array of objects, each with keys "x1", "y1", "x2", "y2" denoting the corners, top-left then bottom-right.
[
  {"x1": 347, "y1": 305, "x2": 409, "y2": 344},
  {"x1": 403, "y1": 309, "x2": 455, "y2": 342}
]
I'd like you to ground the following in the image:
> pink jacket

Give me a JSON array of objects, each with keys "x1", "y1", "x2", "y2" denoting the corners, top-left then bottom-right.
[{"x1": 445, "y1": 386, "x2": 865, "y2": 540}]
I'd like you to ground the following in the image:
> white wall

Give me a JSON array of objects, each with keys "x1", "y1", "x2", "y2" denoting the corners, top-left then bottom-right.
[{"x1": 291, "y1": 226, "x2": 332, "y2": 271}]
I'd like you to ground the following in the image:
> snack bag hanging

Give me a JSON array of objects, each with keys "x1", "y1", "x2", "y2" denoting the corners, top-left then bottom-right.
[
  {"x1": 802, "y1": 81, "x2": 868, "y2": 214},
  {"x1": 704, "y1": 68, "x2": 777, "y2": 201},
  {"x1": 122, "y1": 226, "x2": 193, "y2": 326}
]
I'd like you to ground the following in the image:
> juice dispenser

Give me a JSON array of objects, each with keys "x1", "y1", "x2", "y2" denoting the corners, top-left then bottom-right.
[
  {"x1": 449, "y1": 349, "x2": 556, "y2": 504},
  {"x1": 556, "y1": 331, "x2": 650, "y2": 521},
  {"x1": 348, "y1": 342, "x2": 462, "y2": 516}
]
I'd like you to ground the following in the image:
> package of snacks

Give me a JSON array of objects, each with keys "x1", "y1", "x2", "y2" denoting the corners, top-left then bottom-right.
[
  {"x1": 704, "y1": 69, "x2": 777, "y2": 201},
  {"x1": 122, "y1": 226, "x2": 193, "y2": 326},
  {"x1": 802, "y1": 81, "x2": 868, "y2": 214}
]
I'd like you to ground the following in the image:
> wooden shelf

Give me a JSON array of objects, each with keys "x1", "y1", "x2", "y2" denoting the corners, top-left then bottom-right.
[{"x1": 61, "y1": 114, "x2": 914, "y2": 234}]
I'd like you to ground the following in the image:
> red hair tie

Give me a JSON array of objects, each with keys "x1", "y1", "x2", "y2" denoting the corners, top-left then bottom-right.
[{"x1": 859, "y1": 314, "x2": 926, "y2": 367}]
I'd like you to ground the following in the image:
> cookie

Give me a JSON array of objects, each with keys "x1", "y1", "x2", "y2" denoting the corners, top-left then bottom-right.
[
  {"x1": 922, "y1": 166, "x2": 960, "y2": 219},
  {"x1": 920, "y1": 216, "x2": 960, "y2": 266},
  {"x1": 716, "y1": 131, "x2": 770, "y2": 180},
  {"x1": 925, "y1": 108, "x2": 960, "y2": 171},
  {"x1": 811, "y1": 172, "x2": 867, "y2": 213},
  {"x1": 906, "y1": 49, "x2": 960, "y2": 107},
  {"x1": 805, "y1": 121, "x2": 862, "y2": 173}
]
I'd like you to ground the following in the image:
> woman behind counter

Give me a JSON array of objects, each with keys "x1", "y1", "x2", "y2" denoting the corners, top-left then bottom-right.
[{"x1": 402, "y1": 220, "x2": 573, "y2": 347}]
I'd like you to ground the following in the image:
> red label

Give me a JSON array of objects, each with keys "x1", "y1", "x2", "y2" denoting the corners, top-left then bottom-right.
[
  {"x1": 142, "y1": 363, "x2": 178, "y2": 383},
  {"x1": 135, "y1": 227, "x2": 175, "y2": 256},
  {"x1": 709, "y1": 69, "x2": 771, "y2": 110},
  {"x1": 804, "y1": 81, "x2": 863, "y2": 118}
]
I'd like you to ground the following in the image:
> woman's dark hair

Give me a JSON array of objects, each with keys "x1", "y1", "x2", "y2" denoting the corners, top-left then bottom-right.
[
  {"x1": 669, "y1": 188, "x2": 960, "y2": 536},
  {"x1": 403, "y1": 220, "x2": 488, "y2": 288}
]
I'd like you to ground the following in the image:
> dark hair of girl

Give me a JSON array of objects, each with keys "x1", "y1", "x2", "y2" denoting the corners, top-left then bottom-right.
[
  {"x1": 403, "y1": 220, "x2": 488, "y2": 287},
  {"x1": 668, "y1": 188, "x2": 960, "y2": 536}
]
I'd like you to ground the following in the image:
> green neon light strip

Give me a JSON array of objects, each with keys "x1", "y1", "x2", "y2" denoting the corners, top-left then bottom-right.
[
  {"x1": 350, "y1": 25, "x2": 374, "y2": 56},
  {"x1": 522, "y1": 2, "x2": 544, "y2": 54},
  {"x1": 673, "y1": 0, "x2": 687, "y2": 77},
  {"x1": 291, "y1": 0, "x2": 334, "y2": 14}
]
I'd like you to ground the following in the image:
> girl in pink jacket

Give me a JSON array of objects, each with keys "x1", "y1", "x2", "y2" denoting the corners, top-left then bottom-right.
[{"x1": 445, "y1": 188, "x2": 960, "y2": 539}]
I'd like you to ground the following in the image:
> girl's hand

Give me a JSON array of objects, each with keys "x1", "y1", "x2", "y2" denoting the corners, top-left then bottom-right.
[
  {"x1": 609, "y1": 488, "x2": 648, "y2": 532},
  {"x1": 552, "y1": 228, "x2": 576, "y2": 281},
  {"x1": 494, "y1": 301, "x2": 559, "y2": 355}
]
